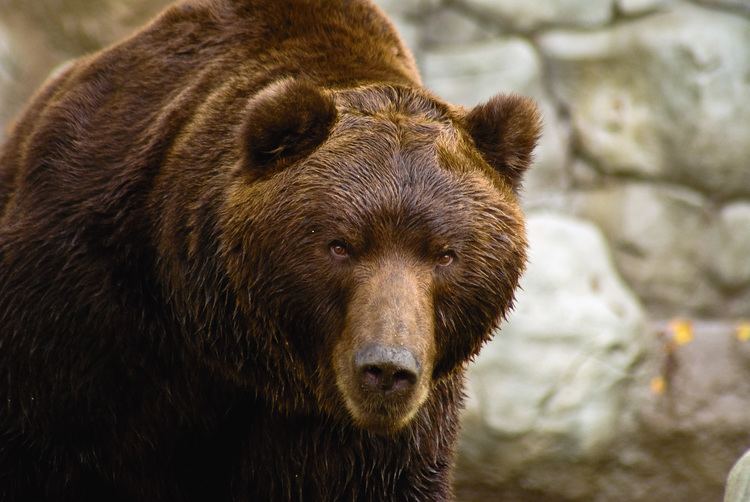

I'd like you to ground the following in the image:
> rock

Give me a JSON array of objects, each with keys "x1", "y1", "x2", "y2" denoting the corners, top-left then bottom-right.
[
  {"x1": 570, "y1": 182, "x2": 725, "y2": 316},
  {"x1": 709, "y1": 203, "x2": 750, "y2": 292},
  {"x1": 421, "y1": 38, "x2": 570, "y2": 204},
  {"x1": 617, "y1": 0, "x2": 673, "y2": 15},
  {"x1": 694, "y1": 0, "x2": 750, "y2": 16},
  {"x1": 621, "y1": 320, "x2": 750, "y2": 502},
  {"x1": 726, "y1": 450, "x2": 750, "y2": 502},
  {"x1": 458, "y1": 318, "x2": 750, "y2": 502},
  {"x1": 373, "y1": 0, "x2": 441, "y2": 18},
  {"x1": 457, "y1": 213, "x2": 646, "y2": 500},
  {"x1": 420, "y1": 7, "x2": 497, "y2": 47},
  {"x1": 457, "y1": 0, "x2": 615, "y2": 32},
  {"x1": 421, "y1": 38, "x2": 541, "y2": 105},
  {"x1": 540, "y1": 4, "x2": 750, "y2": 199}
]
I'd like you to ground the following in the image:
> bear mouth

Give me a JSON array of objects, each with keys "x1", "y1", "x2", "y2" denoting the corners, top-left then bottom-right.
[{"x1": 344, "y1": 395, "x2": 422, "y2": 434}]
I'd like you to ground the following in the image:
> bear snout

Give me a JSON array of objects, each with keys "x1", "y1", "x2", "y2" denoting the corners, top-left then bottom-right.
[
  {"x1": 332, "y1": 259, "x2": 436, "y2": 433},
  {"x1": 355, "y1": 345, "x2": 420, "y2": 396}
]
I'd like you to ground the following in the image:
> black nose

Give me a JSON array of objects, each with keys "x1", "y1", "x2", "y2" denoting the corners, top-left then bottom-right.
[{"x1": 355, "y1": 345, "x2": 419, "y2": 394}]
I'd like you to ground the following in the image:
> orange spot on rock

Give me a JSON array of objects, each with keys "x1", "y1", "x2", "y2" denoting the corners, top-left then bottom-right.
[
  {"x1": 668, "y1": 319, "x2": 694, "y2": 346},
  {"x1": 737, "y1": 322, "x2": 750, "y2": 342},
  {"x1": 650, "y1": 376, "x2": 666, "y2": 395}
]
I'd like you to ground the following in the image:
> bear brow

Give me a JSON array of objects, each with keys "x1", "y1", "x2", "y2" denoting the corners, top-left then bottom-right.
[{"x1": 333, "y1": 84, "x2": 453, "y2": 125}]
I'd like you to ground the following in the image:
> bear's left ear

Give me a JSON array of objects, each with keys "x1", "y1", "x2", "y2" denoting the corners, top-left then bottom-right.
[
  {"x1": 241, "y1": 79, "x2": 337, "y2": 170},
  {"x1": 463, "y1": 94, "x2": 542, "y2": 191}
]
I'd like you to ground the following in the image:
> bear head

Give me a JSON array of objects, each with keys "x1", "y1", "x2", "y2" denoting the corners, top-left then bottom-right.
[{"x1": 220, "y1": 79, "x2": 540, "y2": 434}]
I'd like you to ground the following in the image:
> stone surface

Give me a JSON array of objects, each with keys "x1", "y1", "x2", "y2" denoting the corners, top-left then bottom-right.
[
  {"x1": 570, "y1": 182, "x2": 728, "y2": 316},
  {"x1": 616, "y1": 0, "x2": 673, "y2": 15},
  {"x1": 421, "y1": 38, "x2": 570, "y2": 203},
  {"x1": 458, "y1": 0, "x2": 615, "y2": 31},
  {"x1": 695, "y1": 0, "x2": 750, "y2": 16},
  {"x1": 540, "y1": 4, "x2": 750, "y2": 200},
  {"x1": 617, "y1": 320, "x2": 750, "y2": 502},
  {"x1": 457, "y1": 213, "x2": 646, "y2": 500},
  {"x1": 709, "y1": 203, "x2": 750, "y2": 291},
  {"x1": 420, "y1": 7, "x2": 496, "y2": 47},
  {"x1": 373, "y1": 0, "x2": 441, "y2": 18},
  {"x1": 725, "y1": 450, "x2": 750, "y2": 502},
  {"x1": 458, "y1": 317, "x2": 750, "y2": 502}
]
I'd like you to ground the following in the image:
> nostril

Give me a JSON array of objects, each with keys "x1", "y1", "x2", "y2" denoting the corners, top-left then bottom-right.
[
  {"x1": 362, "y1": 365, "x2": 383, "y2": 388},
  {"x1": 364, "y1": 365, "x2": 382, "y2": 377},
  {"x1": 391, "y1": 369, "x2": 417, "y2": 392},
  {"x1": 393, "y1": 369, "x2": 416, "y2": 385}
]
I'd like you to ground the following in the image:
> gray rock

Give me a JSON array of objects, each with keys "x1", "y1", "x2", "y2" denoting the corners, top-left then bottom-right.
[
  {"x1": 726, "y1": 450, "x2": 750, "y2": 502},
  {"x1": 694, "y1": 0, "x2": 750, "y2": 16},
  {"x1": 420, "y1": 7, "x2": 496, "y2": 47},
  {"x1": 459, "y1": 318, "x2": 750, "y2": 502},
  {"x1": 421, "y1": 38, "x2": 570, "y2": 202},
  {"x1": 621, "y1": 320, "x2": 750, "y2": 502},
  {"x1": 710, "y1": 203, "x2": 750, "y2": 291},
  {"x1": 570, "y1": 182, "x2": 724, "y2": 316},
  {"x1": 373, "y1": 0, "x2": 441, "y2": 18},
  {"x1": 616, "y1": 0, "x2": 674, "y2": 15},
  {"x1": 458, "y1": 0, "x2": 615, "y2": 31},
  {"x1": 540, "y1": 4, "x2": 750, "y2": 199},
  {"x1": 458, "y1": 214, "x2": 646, "y2": 499},
  {"x1": 421, "y1": 38, "x2": 541, "y2": 104}
]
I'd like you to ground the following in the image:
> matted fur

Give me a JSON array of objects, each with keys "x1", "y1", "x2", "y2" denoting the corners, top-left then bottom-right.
[{"x1": 0, "y1": 0, "x2": 540, "y2": 500}]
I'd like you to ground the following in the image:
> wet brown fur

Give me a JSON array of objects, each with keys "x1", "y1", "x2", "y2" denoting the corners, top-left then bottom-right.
[{"x1": 0, "y1": 0, "x2": 541, "y2": 500}]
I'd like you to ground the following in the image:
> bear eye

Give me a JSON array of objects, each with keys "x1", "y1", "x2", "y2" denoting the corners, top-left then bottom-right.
[
  {"x1": 329, "y1": 240, "x2": 350, "y2": 259},
  {"x1": 436, "y1": 250, "x2": 455, "y2": 268}
]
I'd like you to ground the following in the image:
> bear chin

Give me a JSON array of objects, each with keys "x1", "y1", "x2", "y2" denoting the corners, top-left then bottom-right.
[{"x1": 343, "y1": 395, "x2": 425, "y2": 435}]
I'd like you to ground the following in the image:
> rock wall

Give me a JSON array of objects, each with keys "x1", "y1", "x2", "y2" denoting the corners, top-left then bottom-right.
[{"x1": 1, "y1": 1, "x2": 749, "y2": 501}]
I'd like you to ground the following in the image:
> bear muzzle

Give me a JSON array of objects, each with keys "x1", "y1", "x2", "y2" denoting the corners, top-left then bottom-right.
[{"x1": 333, "y1": 259, "x2": 435, "y2": 433}]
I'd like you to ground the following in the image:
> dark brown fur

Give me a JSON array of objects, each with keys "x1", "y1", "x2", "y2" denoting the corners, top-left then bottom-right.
[{"x1": 0, "y1": 0, "x2": 541, "y2": 500}]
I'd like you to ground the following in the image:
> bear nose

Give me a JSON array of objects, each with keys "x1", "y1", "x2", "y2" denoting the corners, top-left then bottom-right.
[{"x1": 355, "y1": 345, "x2": 420, "y2": 394}]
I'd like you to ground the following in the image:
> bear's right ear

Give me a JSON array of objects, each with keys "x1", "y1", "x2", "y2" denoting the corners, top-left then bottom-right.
[{"x1": 240, "y1": 79, "x2": 337, "y2": 170}]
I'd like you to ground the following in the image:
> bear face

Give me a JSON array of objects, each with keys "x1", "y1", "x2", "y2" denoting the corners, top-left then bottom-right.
[{"x1": 221, "y1": 80, "x2": 540, "y2": 433}]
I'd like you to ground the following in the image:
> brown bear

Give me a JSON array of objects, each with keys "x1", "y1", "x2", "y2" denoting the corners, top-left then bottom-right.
[{"x1": 0, "y1": 0, "x2": 540, "y2": 500}]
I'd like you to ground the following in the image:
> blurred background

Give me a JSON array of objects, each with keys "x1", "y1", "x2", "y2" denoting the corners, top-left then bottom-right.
[{"x1": 1, "y1": 0, "x2": 749, "y2": 500}]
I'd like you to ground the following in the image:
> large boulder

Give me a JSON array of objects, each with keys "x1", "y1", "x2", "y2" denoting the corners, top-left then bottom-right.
[
  {"x1": 456, "y1": 213, "x2": 647, "y2": 501},
  {"x1": 570, "y1": 182, "x2": 727, "y2": 316},
  {"x1": 726, "y1": 450, "x2": 750, "y2": 502},
  {"x1": 456, "y1": 0, "x2": 614, "y2": 32},
  {"x1": 539, "y1": 4, "x2": 750, "y2": 200}
]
